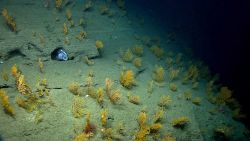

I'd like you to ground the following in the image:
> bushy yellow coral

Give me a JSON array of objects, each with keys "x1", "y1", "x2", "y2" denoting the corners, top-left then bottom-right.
[
  {"x1": 153, "y1": 66, "x2": 165, "y2": 82},
  {"x1": 55, "y1": 0, "x2": 62, "y2": 9},
  {"x1": 96, "y1": 87, "x2": 104, "y2": 105},
  {"x1": 16, "y1": 74, "x2": 32, "y2": 96},
  {"x1": 99, "y1": 4, "x2": 109, "y2": 15},
  {"x1": 138, "y1": 111, "x2": 147, "y2": 127},
  {"x1": 1, "y1": 8, "x2": 17, "y2": 32},
  {"x1": 150, "y1": 123, "x2": 162, "y2": 133},
  {"x1": 127, "y1": 93, "x2": 140, "y2": 105},
  {"x1": 11, "y1": 64, "x2": 19, "y2": 78},
  {"x1": 120, "y1": 69, "x2": 135, "y2": 89},
  {"x1": 0, "y1": 89, "x2": 15, "y2": 116},
  {"x1": 68, "y1": 82, "x2": 82, "y2": 95},
  {"x1": 172, "y1": 116, "x2": 189, "y2": 127},
  {"x1": 133, "y1": 58, "x2": 142, "y2": 68},
  {"x1": 132, "y1": 45, "x2": 144, "y2": 56},
  {"x1": 109, "y1": 89, "x2": 121, "y2": 104},
  {"x1": 122, "y1": 49, "x2": 133, "y2": 62},
  {"x1": 150, "y1": 45, "x2": 164, "y2": 58},
  {"x1": 95, "y1": 40, "x2": 104, "y2": 49},
  {"x1": 158, "y1": 95, "x2": 171, "y2": 107},
  {"x1": 216, "y1": 86, "x2": 232, "y2": 105},
  {"x1": 72, "y1": 96, "x2": 84, "y2": 118},
  {"x1": 66, "y1": 9, "x2": 72, "y2": 20},
  {"x1": 100, "y1": 109, "x2": 108, "y2": 126}
]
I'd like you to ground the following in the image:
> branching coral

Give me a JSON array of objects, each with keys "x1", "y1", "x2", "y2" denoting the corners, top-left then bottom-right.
[
  {"x1": 0, "y1": 89, "x2": 15, "y2": 116},
  {"x1": 150, "y1": 45, "x2": 164, "y2": 59},
  {"x1": 158, "y1": 95, "x2": 171, "y2": 107},
  {"x1": 120, "y1": 69, "x2": 135, "y2": 89},
  {"x1": 38, "y1": 58, "x2": 44, "y2": 73},
  {"x1": 153, "y1": 66, "x2": 165, "y2": 82},
  {"x1": 109, "y1": 89, "x2": 121, "y2": 104},
  {"x1": 122, "y1": 49, "x2": 133, "y2": 62},
  {"x1": 127, "y1": 93, "x2": 140, "y2": 105},
  {"x1": 95, "y1": 40, "x2": 104, "y2": 49},
  {"x1": 138, "y1": 111, "x2": 147, "y2": 127},
  {"x1": 36, "y1": 78, "x2": 49, "y2": 97},
  {"x1": 169, "y1": 83, "x2": 177, "y2": 92},
  {"x1": 216, "y1": 86, "x2": 232, "y2": 105},
  {"x1": 16, "y1": 74, "x2": 33, "y2": 96},
  {"x1": 153, "y1": 108, "x2": 164, "y2": 123},
  {"x1": 68, "y1": 82, "x2": 82, "y2": 95},
  {"x1": 150, "y1": 123, "x2": 162, "y2": 133},
  {"x1": 100, "y1": 109, "x2": 108, "y2": 127},
  {"x1": 133, "y1": 58, "x2": 142, "y2": 68},
  {"x1": 72, "y1": 96, "x2": 84, "y2": 118},
  {"x1": 105, "y1": 78, "x2": 113, "y2": 96},
  {"x1": 1, "y1": 8, "x2": 17, "y2": 32},
  {"x1": 76, "y1": 30, "x2": 87, "y2": 40},
  {"x1": 96, "y1": 87, "x2": 104, "y2": 105},
  {"x1": 132, "y1": 45, "x2": 144, "y2": 56},
  {"x1": 55, "y1": 0, "x2": 62, "y2": 9},
  {"x1": 66, "y1": 9, "x2": 72, "y2": 20},
  {"x1": 11, "y1": 64, "x2": 19, "y2": 78},
  {"x1": 63, "y1": 23, "x2": 68, "y2": 35},
  {"x1": 171, "y1": 116, "x2": 189, "y2": 128},
  {"x1": 99, "y1": 4, "x2": 109, "y2": 15}
]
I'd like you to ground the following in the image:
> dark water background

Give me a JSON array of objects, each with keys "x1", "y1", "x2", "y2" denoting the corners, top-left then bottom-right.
[{"x1": 129, "y1": 0, "x2": 250, "y2": 127}]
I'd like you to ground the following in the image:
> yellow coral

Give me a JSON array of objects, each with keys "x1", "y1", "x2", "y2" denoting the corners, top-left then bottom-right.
[
  {"x1": 105, "y1": 78, "x2": 113, "y2": 96},
  {"x1": 127, "y1": 93, "x2": 140, "y2": 105},
  {"x1": 172, "y1": 116, "x2": 189, "y2": 127},
  {"x1": 109, "y1": 89, "x2": 121, "y2": 104},
  {"x1": 150, "y1": 45, "x2": 164, "y2": 58},
  {"x1": 66, "y1": 9, "x2": 72, "y2": 20},
  {"x1": 74, "y1": 133, "x2": 91, "y2": 141},
  {"x1": 38, "y1": 58, "x2": 44, "y2": 73},
  {"x1": 153, "y1": 108, "x2": 164, "y2": 123},
  {"x1": 138, "y1": 111, "x2": 147, "y2": 127},
  {"x1": 134, "y1": 126, "x2": 150, "y2": 141},
  {"x1": 132, "y1": 45, "x2": 144, "y2": 56},
  {"x1": 169, "y1": 68, "x2": 180, "y2": 81},
  {"x1": 216, "y1": 86, "x2": 232, "y2": 105},
  {"x1": 72, "y1": 96, "x2": 84, "y2": 118},
  {"x1": 63, "y1": 23, "x2": 69, "y2": 35},
  {"x1": 169, "y1": 83, "x2": 177, "y2": 92},
  {"x1": 120, "y1": 69, "x2": 135, "y2": 89},
  {"x1": 122, "y1": 49, "x2": 133, "y2": 62},
  {"x1": 153, "y1": 66, "x2": 165, "y2": 82},
  {"x1": 11, "y1": 64, "x2": 19, "y2": 78},
  {"x1": 76, "y1": 30, "x2": 87, "y2": 40},
  {"x1": 158, "y1": 95, "x2": 171, "y2": 107},
  {"x1": 101, "y1": 109, "x2": 108, "y2": 126},
  {"x1": 99, "y1": 4, "x2": 109, "y2": 15},
  {"x1": 16, "y1": 74, "x2": 32, "y2": 96},
  {"x1": 150, "y1": 123, "x2": 162, "y2": 133},
  {"x1": 192, "y1": 97, "x2": 202, "y2": 105},
  {"x1": 133, "y1": 58, "x2": 142, "y2": 68},
  {"x1": 1, "y1": 8, "x2": 17, "y2": 32},
  {"x1": 68, "y1": 82, "x2": 82, "y2": 95},
  {"x1": 0, "y1": 89, "x2": 15, "y2": 116},
  {"x1": 95, "y1": 40, "x2": 104, "y2": 49},
  {"x1": 55, "y1": 0, "x2": 62, "y2": 9},
  {"x1": 96, "y1": 87, "x2": 104, "y2": 105}
]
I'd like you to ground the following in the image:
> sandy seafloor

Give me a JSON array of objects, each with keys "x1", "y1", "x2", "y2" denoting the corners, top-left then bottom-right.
[{"x1": 0, "y1": 0, "x2": 249, "y2": 141}]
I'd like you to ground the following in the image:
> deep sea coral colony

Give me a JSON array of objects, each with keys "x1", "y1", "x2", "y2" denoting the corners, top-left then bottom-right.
[
  {"x1": 1, "y1": 8, "x2": 17, "y2": 32},
  {"x1": 0, "y1": 0, "x2": 247, "y2": 141}
]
